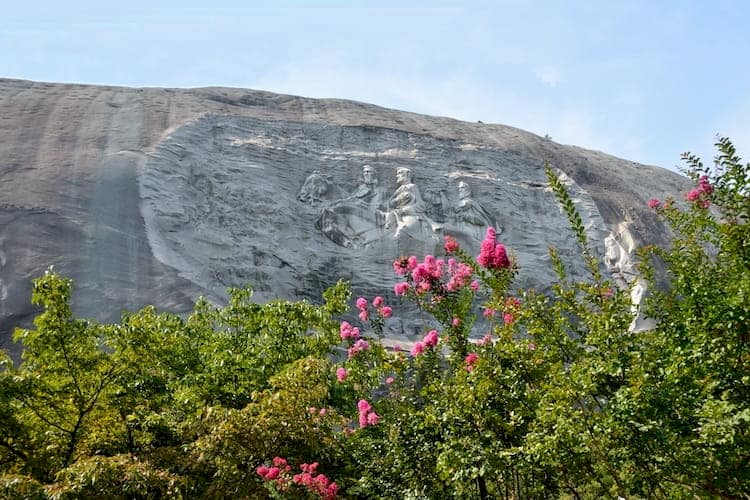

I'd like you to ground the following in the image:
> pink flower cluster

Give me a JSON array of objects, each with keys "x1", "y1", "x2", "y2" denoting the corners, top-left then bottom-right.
[
  {"x1": 477, "y1": 227, "x2": 511, "y2": 269},
  {"x1": 336, "y1": 366, "x2": 348, "y2": 382},
  {"x1": 293, "y1": 462, "x2": 339, "y2": 500},
  {"x1": 358, "y1": 399, "x2": 380, "y2": 428},
  {"x1": 394, "y1": 281, "x2": 410, "y2": 296},
  {"x1": 393, "y1": 255, "x2": 418, "y2": 276},
  {"x1": 257, "y1": 458, "x2": 338, "y2": 499},
  {"x1": 339, "y1": 321, "x2": 360, "y2": 340},
  {"x1": 446, "y1": 258, "x2": 473, "y2": 292},
  {"x1": 647, "y1": 198, "x2": 661, "y2": 209},
  {"x1": 465, "y1": 352, "x2": 479, "y2": 372},
  {"x1": 411, "y1": 254, "x2": 445, "y2": 294},
  {"x1": 698, "y1": 175, "x2": 714, "y2": 194},
  {"x1": 256, "y1": 456, "x2": 291, "y2": 482},
  {"x1": 347, "y1": 338, "x2": 370, "y2": 360},
  {"x1": 411, "y1": 329, "x2": 440, "y2": 356},
  {"x1": 355, "y1": 296, "x2": 393, "y2": 320},
  {"x1": 393, "y1": 254, "x2": 477, "y2": 298},
  {"x1": 444, "y1": 235, "x2": 460, "y2": 253},
  {"x1": 685, "y1": 175, "x2": 713, "y2": 208},
  {"x1": 356, "y1": 297, "x2": 369, "y2": 321}
]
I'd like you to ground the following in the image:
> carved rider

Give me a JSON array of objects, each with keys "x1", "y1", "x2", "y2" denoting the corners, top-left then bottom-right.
[
  {"x1": 381, "y1": 167, "x2": 440, "y2": 240},
  {"x1": 453, "y1": 181, "x2": 495, "y2": 229}
]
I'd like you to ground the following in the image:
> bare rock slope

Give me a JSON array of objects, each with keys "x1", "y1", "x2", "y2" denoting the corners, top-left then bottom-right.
[{"x1": 0, "y1": 78, "x2": 689, "y2": 353}]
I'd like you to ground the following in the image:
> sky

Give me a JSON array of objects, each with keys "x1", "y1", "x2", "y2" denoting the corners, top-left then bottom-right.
[{"x1": 3, "y1": 0, "x2": 749, "y2": 171}]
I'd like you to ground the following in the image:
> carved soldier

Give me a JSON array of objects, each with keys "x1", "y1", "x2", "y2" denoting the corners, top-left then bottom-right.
[
  {"x1": 297, "y1": 169, "x2": 329, "y2": 205},
  {"x1": 381, "y1": 168, "x2": 441, "y2": 240},
  {"x1": 453, "y1": 181, "x2": 495, "y2": 229}
]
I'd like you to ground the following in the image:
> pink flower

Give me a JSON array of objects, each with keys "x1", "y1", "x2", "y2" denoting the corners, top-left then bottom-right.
[
  {"x1": 444, "y1": 235, "x2": 459, "y2": 253},
  {"x1": 394, "y1": 282, "x2": 410, "y2": 296},
  {"x1": 340, "y1": 321, "x2": 360, "y2": 340},
  {"x1": 477, "y1": 227, "x2": 511, "y2": 269},
  {"x1": 357, "y1": 399, "x2": 372, "y2": 413},
  {"x1": 423, "y1": 329, "x2": 439, "y2": 347},
  {"x1": 257, "y1": 465, "x2": 269, "y2": 477},
  {"x1": 478, "y1": 333, "x2": 492, "y2": 345},
  {"x1": 503, "y1": 312, "x2": 514, "y2": 325},
  {"x1": 698, "y1": 175, "x2": 714, "y2": 194},
  {"x1": 465, "y1": 352, "x2": 479, "y2": 371},
  {"x1": 470, "y1": 280, "x2": 480, "y2": 291},
  {"x1": 308, "y1": 406, "x2": 317, "y2": 414},
  {"x1": 407, "y1": 256, "x2": 418, "y2": 270},
  {"x1": 356, "y1": 297, "x2": 368, "y2": 310},
  {"x1": 326, "y1": 482, "x2": 339, "y2": 499},
  {"x1": 372, "y1": 296, "x2": 384, "y2": 308},
  {"x1": 527, "y1": 342, "x2": 537, "y2": 350},
  {"x1": 339, "y1": 321, "x2": 352, "y2": 339},
  {"x1": 483, "y1": 307, "x2": 496, "y2": 318},
  {"x1": 265, "y1": 467, "x2": 280, "y2": 480},
  {"x1": 686, "y1": 188, "x2": 701, "y2": 202},
  {"x1": 336, "y1": 366, "x2": 348, "y2": 382},
  {"x1": 348, "y1": 339, "x2": 370, "y2": 359},
  {"x1": 385, "y1": 376, "x2": 395, "y2": 385},
  {"x1": 380, "y1": 306, "x2": 393, "y2": 318},
  {"x1": 366, "y1": 411, "x2": 380, "y2": 426},
  {"x1": 647, "y1": 198, "x2": 661, "y2": 209},
  {"x1": 319, "y1": 408, "x2": 328, "y2": 416},
  {"x1": 411, "y1": 341, "x2": 426, "y2": 356},
  {"x1": 358, "y1": 309, "x2": 369, "y2": 321},
  {"x1": 393, "y1": 257, "x2": 409, "y2": 276},
  {"x1": 358, "y1": 399, "x2": 378, "y2": 428},
  {"x1": 273, "y1": 457, "x2": 288, "y2": 467},
  {"x1": 452, "y1": 317, "x2": 461, "y2": 327}
]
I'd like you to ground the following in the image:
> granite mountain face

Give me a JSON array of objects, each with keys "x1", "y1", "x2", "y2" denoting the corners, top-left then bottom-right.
[{"x1": 0, "y1": 78, "x2": 688, "y2": 353}]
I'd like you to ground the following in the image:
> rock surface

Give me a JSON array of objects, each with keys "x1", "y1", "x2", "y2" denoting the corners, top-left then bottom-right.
[{"x1": 0, "y1": 78, "x2": 689, "y2": 354}]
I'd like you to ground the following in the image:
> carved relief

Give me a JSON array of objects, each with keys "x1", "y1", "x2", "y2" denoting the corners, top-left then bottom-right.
[
  {"x1": 604, "y1": 234, "x2": 632, "y2": 289},
  {"x1": 450, "y1": 180, "x2": 496, "y2": 239},
  {"x1": 380, "y1": 167, "x2": 442, "y2": 242},
  {"x1": 603, "y1": 225, "x2": 655, "y2": 332},
  {"x1": 310, "y1": 167, "x2": 501, "y2": 249},
  {"x1": 297, "y1": 169, "x2": 330, "y2": 205},
  {"x1": 629, "y1": 278, "x2": 656, "y2": 332},
  {"x1": 315, "y1": 165, "x2": 388, "y2": 248}
]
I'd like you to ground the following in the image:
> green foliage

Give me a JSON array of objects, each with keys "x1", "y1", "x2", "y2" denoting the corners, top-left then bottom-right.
[{"x1": 0, "y1": 139, "x2": 747, "y2": 498}]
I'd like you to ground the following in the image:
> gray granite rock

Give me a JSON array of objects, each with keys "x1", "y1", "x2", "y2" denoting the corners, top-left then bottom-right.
[{"x1": 0, "y1": 78, "x2": 690, "y2": 354}]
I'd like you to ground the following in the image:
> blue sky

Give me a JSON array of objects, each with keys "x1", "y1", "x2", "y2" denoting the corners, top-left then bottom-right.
[{"x1": 3, "y1": 1, "x2": 749, "y2": 171}]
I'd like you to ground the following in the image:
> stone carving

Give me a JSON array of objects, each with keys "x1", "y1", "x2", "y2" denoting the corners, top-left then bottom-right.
[
  {"x1": 315, "y1": 165, "x2": 388, "y2": 248},
  {"x1": 298, "y1": 169, "x2": 329, "y2": 205},
  {"x1": 604, "y1": 234, "x2": 634, "y2": 289},
  {"x1": 628, "y1": 278, "x2": 656, "y2": 332},
  {"x1": 380, "y1": 167, "x2": 441, "y2": 242},
  {"x1": 313, "y1": 169, "x2": 501, "y2": 251},
  {"x1": 452, "y1": 180, "x2": 496, "y2": 237}
]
